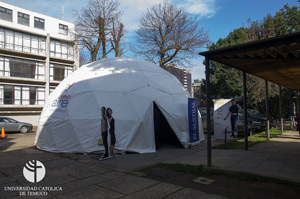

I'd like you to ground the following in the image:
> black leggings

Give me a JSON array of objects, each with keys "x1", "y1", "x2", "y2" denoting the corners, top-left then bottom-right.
[
  {"x1": 101, "y1": 131, "x2": 108, "y2": 155},
  {"x1": 110, "y1": 130, "x2": 116, "y2": 145}
]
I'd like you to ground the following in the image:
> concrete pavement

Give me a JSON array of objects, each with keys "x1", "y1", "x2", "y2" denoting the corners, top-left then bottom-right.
[
  {"x1": 0, "y1": 132, "x2": 227, "y2": 199},
  {"x1": 164, "y1": 131, "x2": 300, "y2": 182},
  {"x1": 1, "y1": 130, "x2": 300, "y2": 198}
]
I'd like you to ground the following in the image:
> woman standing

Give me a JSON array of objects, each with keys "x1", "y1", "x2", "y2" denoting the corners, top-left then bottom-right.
[
  {"x1": 100, "y1": 107, "x2": 109, "y2": 159},
  {"x1": 107, "y1": 108, "x2": 116, "y2": 157}
]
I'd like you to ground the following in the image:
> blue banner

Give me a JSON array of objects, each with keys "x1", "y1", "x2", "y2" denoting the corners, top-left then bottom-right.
[{"x1": 188, "y1": 98, "x2": 200, "y2": 143}]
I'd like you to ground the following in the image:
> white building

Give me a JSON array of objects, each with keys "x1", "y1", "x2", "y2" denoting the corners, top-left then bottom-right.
[
  {"x1": 165, "y1": 64, "x2": 192, "y2": 95},
  {"x1": 0, "y1": 1, "x2": 79, "y2": 125}
]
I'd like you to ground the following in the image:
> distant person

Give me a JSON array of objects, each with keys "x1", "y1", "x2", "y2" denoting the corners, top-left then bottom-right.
[
  {"x1": 107, "y1": 108, "x2": 116, "y2": 157},
  {"x1": 224, "y1": 99, "x2": 242, "y2": 138},
  {"x1": 295, "y1": 112, "x2": 300, "y2": 135},
  {"x1": 100, "y1": 107, "x2": 109, "y2": 159}
]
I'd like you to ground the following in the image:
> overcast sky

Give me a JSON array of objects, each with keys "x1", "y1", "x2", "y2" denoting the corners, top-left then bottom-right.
[{"x1": 3, "y1": 0, "x2": 299, "y2": 81}]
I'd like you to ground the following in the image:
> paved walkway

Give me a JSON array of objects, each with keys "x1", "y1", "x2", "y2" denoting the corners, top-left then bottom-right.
[
  {"x1": 165, "y1": 131, "x2": 300, "y2": 182},
  {"x1": 1, "y1": 131, "x2": 300, "y2": 198}
]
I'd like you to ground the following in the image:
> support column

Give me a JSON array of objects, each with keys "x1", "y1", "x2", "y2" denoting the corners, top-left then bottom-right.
[
  {"x1": 74, "y1": 40, "x2": 80, "y2": 70},
  {"x1": 45, "y1": 34, "x2": 50, "y2": 104},
  {"x1": 243, "y1": 71, "x2": 248, "y2": 150},
  {"x1": 279, "y1": 85, "x2": 283, "y2": 135},
  {"x1": 265, "y1": 80, "x2": 270, "y2": 140},
  {"x1": 205, "y1": 57, "x2": 212, "y2": 167},
  {"x1": 296, "y1": 91, "x2": 299, "y2": 114}
]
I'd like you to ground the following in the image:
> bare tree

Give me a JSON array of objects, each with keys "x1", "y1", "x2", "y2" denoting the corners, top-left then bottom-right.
[
  {"x1": 79, "y1": 52, "x2": 88, "y2": 67},
  {"x1": 134, "y1": 1, "x2": 209, "y2": 69},
  {"x1": 110, "y1": 19, "x2": 128, "y2": 57},
  {"x1": 74, "y1": 0, "x2": 122, "y2": 61}
]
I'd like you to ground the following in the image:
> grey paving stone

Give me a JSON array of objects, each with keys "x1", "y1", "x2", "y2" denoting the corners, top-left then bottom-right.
[
  {"x1": 121, "y1": 182, "x2": 182, "y2": 199},
  {"x1": 0, "y1": 181, "x2": 23, "y2": 198},
  {"x1": 43, "y1": 158, "x2": 77, "y2": 169},
  {"x1": 17, "y1": 173, "x2": 77, "y2": 187},
  {"x1": 0, "y1": 176, "x2": 15, "y2": 184},
  {"x1": 58, "y1": 171, "x2": 125, "y2": 193},
  {"x1": 66, "y1": 161, "x2": 110, "y2": 174},
  {"x1": 165, "y1": 188, "x2": 229, "y2": 199},
  {"x1": 1, "y1": 166, "x2": 23, "y2": 177},
  {"x1": 98, "y1": 175, "x2": 158, "y2": 195},
  {"x1": 57, "y1": 185, "x2": 123, "y2": 199}
]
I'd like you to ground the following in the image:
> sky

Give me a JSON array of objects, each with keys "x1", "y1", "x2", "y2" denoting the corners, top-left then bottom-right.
[{"x1": 3, "y1": 0, "x2": 299, "y2": 81}]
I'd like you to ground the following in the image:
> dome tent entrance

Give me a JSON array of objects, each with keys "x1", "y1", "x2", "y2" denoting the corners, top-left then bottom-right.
[{"x1": 35, "y1": 57, "x2": 204, "y2": 153}]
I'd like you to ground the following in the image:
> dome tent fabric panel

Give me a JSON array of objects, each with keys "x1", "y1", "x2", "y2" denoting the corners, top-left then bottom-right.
[{"x1": 35, "y1": 57, "x2": 204, "y2": 153}]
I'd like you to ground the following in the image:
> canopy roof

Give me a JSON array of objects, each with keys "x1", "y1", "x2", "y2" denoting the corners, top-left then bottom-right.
[{"x1": 199, "y1": 32, "x2": 300, "y2": 91}]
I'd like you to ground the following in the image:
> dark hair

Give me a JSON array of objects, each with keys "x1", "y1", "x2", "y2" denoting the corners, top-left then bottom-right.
[
  {"x1": 106, "y1": 108, "x2": 112, "y2": 118},
  {"x1": 101, "y1": 106, "x2": 106, "y2": 111}
]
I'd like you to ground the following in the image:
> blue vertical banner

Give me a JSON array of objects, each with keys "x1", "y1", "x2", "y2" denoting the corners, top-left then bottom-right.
[{"x1": 188, "y1": 98, "x2": 200, "y2": 144}]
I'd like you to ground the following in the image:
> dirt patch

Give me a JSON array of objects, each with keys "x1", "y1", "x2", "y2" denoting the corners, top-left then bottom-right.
[{"x1": 141, "y1": 166, "x2": 300, "y2": 199}]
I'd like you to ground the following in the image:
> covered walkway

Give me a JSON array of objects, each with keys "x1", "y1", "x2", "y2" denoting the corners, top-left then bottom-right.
[{"x1": 199, "y1": 32, "x2": 300, "y2": 167}]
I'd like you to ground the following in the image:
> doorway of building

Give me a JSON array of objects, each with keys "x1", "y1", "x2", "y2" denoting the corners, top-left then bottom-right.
[{"x1": 153, "y1": 102, "x2": 181, "y2": 149}]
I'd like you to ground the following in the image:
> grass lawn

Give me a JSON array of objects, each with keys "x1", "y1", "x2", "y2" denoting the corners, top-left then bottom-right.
[{"x1": 214, "y1": 128, "x2": 284, "y2": 149}]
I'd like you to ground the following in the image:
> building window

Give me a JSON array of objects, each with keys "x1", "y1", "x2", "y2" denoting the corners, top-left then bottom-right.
[
  {"x1": 0, "y1": 28, "x2": 46, "y2": 55},
  {"x1": 51, "y1": 64, "x2": 65, "y2": 81},
  {"x1": 50, "y1": 39, "x2": 74, "y2": 60},
  {"x1": 50, "y1": 64, "x2": 73, "y2": 81},
  {"x1": 34, "y1": 17, "x2": 45, "y2": 29},
  {"x1": 59, "y1": 24, "x2": 68, "y2": 35},
  {"x1": 29, "y1": 87, "x2": 36, "y2": 105},
  {"x1": 3, "y1": 85, "x2": 14, "y2": 104},
  {"x1": 0, "y1": 56, "x2": 45, "y2": 80},
  {"x1": 9, "y1": 59, "x2": 36, "y2": 78},
  {"x1": 18, "y1": 12, "x2": 29, "y2": 26},
  {"x1": 0, "y1": 85, "x2": 45, "y2": 105},
  {"x1": 0, "y1": 6, "x2": 12, "y2": 22}
]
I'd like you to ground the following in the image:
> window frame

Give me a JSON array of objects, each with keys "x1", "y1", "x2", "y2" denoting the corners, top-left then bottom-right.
[
  {"x1": 3, "y1": 85, "x2": 14, "y2": 105},
  {"x1": 0, "y1": 6, "x2": 12, "y2": 22},
  {"x1": 59, "y1": 24, "x2": 68, "y2": 35},
  {"x1": 18, "y1": 12, "x2": 29, "y2": 26},
  {"x1": 34, "y1": 17, "x2": 45, "y2": 30}
]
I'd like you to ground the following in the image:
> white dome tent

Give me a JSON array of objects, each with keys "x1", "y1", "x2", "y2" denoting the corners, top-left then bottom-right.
[{"x1": 35, "y1": 57, "x2": 204, "y2": 153}]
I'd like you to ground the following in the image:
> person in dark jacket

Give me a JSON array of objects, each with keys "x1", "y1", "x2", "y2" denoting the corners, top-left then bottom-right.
[
  {"x1": 107, "y1": 108, "x2": 116, "y2": 157},
  {"x1": 224, "y1": 99, "x2": 242, "y2": 137}
]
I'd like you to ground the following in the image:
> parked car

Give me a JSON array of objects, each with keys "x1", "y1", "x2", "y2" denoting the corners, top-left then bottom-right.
[
  {"x1": 199, "y1": 107, "x2": 214, "y2": 133},
  {"x1": 238, "y1": 112, "x2": 257, "y2": 133},
  {"x1": 247, "y1": 109, "x2": 267, "y2": 131},
  {"x1": 237, "y1": 109, "x2": 267, "y2": 135},
  {"x1": 0, "y1": 117, "x2": 33, "y2": 133}
]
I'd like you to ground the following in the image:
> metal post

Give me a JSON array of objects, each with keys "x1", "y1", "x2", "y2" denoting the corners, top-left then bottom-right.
[
  {"x1": 224, "y1": 128, "x2": 227, "y2": 149},
  {"x1": 205, "y1": 57, "x2": 212, "y2": 167},
  {"x1": 296, "y1": 91, "x2": 299, "y2": 114},
  {"x1": 279, "y1": 85, "x2": 283, "y2": 135},
  {"x1": 265, "y1": 80, "x2": 270, "y2": 140},
  {"x1": 243, "y1": 71, "x2": 248, "y2": 150}
]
